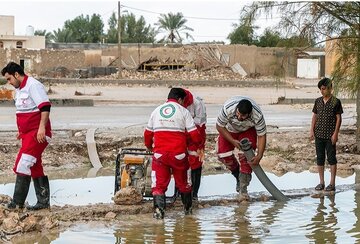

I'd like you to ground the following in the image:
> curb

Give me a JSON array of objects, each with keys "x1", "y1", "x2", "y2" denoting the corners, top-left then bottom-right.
[{"x1": 0, "y1": 98, "x2": 94, "y2": 107}]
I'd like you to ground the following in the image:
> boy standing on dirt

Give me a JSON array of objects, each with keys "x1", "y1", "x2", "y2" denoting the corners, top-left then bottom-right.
[
  {"x1": 2, "y1": 62, "x2": 52, "y2": 210},
  {"x1": 182, "y1": 88, "x2": 207, "y2": 201},
  {"x1": 144, "y1": 88, "x2": 201, "y2": 219},
  {"x1": 311, "y1": 77, "x2": 343, "y2": 192}
]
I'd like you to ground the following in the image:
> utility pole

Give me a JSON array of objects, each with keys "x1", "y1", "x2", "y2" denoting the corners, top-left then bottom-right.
[{"x1": 117, "y1": 1, "x2": 122, "y2": 78}]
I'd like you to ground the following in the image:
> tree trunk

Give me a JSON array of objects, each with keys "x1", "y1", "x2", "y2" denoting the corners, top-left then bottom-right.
[{"x1": 356, "y1": 37, "x2": 360, "y2": 151}]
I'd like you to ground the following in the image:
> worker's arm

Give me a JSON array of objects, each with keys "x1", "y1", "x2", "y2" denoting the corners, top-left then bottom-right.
[
  {"x1": 143, "y1": 129, "x2": 154, "y2": 151},
  {"x1": 250, "y1": 134, "x2": 266, "y2": 166},
  {"x1": 37, "y1": 110, "x2": 50, "y2": 143},
  {"x1": 216, "y1": 124, "x2": 240, "y2": 149}
]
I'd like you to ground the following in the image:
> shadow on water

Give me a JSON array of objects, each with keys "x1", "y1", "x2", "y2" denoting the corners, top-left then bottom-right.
[{"x1": 3, "y1": 169, "x2": 360, "y2": 243}]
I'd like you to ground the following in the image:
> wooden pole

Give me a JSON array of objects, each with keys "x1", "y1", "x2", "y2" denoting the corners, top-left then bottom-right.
[{"x1": 117, "y1": 1, "x2": 122, "y2": 78}]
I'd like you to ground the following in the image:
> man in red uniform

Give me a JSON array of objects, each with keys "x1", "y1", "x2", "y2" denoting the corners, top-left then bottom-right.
[
  {"x1": 144, "y1": 88, "x2": 201, "y2": 219},
  {"x1": 2, "y1": 62, "x2": 52, "y2": 210},
  {"x1": 182, "y1": 89, "x2": 207, "y2": 201}
]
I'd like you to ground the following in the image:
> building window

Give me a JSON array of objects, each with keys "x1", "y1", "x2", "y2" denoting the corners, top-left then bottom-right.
[
  {"x1": 16, "y1": 41, "x2": 23, "y2": 48},
  {"x1": 0, "y1": 41, "x2": 3, "y2": 48}
]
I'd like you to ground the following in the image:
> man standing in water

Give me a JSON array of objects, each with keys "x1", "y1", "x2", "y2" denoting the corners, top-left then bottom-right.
[
  {"x1": 2, "y1": 62, "x2": 52, "y2": 210},
  {"x1": 311, "y1": 77, "x2": 343, "y2": 192},
  {"x1": 182, "y1": 88, "x2": 207, "y2": 201},
  {"x1": 144, "y1": 88, "x2": 201, "y2": 219},
  {"x1": 216, "y1": 96, "x2": 267, "y2": 199}
]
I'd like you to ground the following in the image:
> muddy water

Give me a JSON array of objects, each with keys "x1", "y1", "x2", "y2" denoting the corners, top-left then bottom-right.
[{"x1": 2, "y1": 171, "x2": 360, "y2": 242}]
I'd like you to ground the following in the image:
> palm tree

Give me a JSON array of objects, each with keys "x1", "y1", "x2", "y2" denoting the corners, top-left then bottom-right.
[{"x1": 155, "y1": 12, "x2": 194, "y2": 43}]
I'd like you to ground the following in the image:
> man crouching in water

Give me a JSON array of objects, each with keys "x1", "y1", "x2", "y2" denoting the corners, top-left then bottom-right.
[{"x1": 216, "y1": 96, "x2": 267, "y2": 199}]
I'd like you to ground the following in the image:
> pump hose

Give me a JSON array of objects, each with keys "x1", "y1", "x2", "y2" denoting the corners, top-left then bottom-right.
[{"x1": 240, "y1": 138, "x2": 288, "y2": 201}]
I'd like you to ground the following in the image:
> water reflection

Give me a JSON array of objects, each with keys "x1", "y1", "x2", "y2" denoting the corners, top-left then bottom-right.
[
  {"x1": 233, "y1": 203, "x2": 260, "y2": 243},
  {"x1": 304, "y1": 195, "x2": 339, "y2": 243},
  {"x1": 4, "y1": 171, "x2": 360, "y2": 243},
  {"x1": 348, "y1": 171, "x2": 360, "y2": 239},
  {"x1": 32, "y1": 190, "x2": 360, "y2": 243}
]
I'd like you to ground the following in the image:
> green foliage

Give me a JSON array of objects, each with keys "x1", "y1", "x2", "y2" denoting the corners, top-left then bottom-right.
[
  {"x1": 107, "y1": 12, "x2": 118, "y2": 43},
  {"x1": 155, "y1": 12, "x2": 194, "y2": 43},
  {"x1": 228, "y1": 23, "x2": 257, "y2": 45},
  {"x1": 52, "y1": 28, "x2": 75, "y2": 43},
  {"x1": 106, "y1": 12, "x2": 156, "y2": 43},
  {"x1": 257, "y1": 29, "x2": 281, "y2": 47},
  {"x1": 53, "y1": 14, "x2": 104, "y2": 43}
]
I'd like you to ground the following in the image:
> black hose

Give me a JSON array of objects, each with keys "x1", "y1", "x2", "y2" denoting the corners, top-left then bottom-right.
[{"x1": 239, "y1": 138, "x2": 289, "y2": 201}]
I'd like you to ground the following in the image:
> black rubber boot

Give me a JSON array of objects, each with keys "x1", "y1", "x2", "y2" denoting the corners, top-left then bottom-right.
[
  {"x1": 153, "y1": 195, "x2": 166, "y2": 219},
  {"x1": 7, "y1": 175, "x2": 31, "y2": 209},
  {"x1": 191, "y1": 167, "x2": 202, "y2": 201},
  {"x1": 231, "y1": 167, "x2": 240, "y2": 192},
  {"x1": 181, "y1": 192, "x2": 193, "y2": 215},
  {"x1": 27, "y1": 176, "x2": 50, "y2": 210}
]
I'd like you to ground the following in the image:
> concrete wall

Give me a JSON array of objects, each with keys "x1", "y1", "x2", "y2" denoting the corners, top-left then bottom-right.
[
  {"x1": 0, "y1": 16, "x2": 14, "y2": 35},
  {"x1": 0, "y1": 49, "x2": 85, "y2": 75}
]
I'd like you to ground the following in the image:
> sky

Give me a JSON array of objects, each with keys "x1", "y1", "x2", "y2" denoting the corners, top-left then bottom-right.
[{"x1": 0, "y1": 0, "x2": 278, "y2": 44}]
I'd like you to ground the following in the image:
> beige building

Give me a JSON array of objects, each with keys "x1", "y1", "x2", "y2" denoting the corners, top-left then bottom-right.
[{"x1": 0, "y1": 15, "x2": 45, "y2": 49}]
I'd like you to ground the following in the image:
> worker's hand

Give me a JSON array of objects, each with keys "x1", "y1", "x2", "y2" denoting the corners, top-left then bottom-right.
[
  {"x1": 197, "y1": 149, "x2": 205, "y2": 162},
  {"x1": 249, "y1": 154, "x2": 261, "y2": 166},
  {"x1": 232, "y1": 139, "x2": 241, "y2": 150},
  {"x1": 16, "y1": 132, "x2": 21, "y2": 140},
  {"x1": 37, "y1": 127, "x2": 46, "y2": 143},
  {"x1": 146, "y1": 146, "x2": 153, "y2": 153}
]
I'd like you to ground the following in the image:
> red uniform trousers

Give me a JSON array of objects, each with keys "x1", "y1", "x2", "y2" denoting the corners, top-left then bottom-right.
[
  {"x1": 188, "y1": 125, "x2": 206, "y2": 170},
  {"x1": 151, "y1": 151, "x2": 192, "y2": 196},
  {"x1": 14, "y1": 130, "x2": 49, "y2": 178},
  {"x1": 217, "y1": 127, "x2": 257, "y2": 174}
]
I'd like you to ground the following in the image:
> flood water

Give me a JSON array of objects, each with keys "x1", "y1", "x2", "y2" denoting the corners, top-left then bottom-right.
[{"x1": 2, "y1": 170, "x2": 360, "y2": 243}]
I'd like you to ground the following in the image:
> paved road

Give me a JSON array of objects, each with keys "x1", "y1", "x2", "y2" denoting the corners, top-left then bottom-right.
[{"x1": 0, "y1": 103, "x2": 356, "y2": 131}]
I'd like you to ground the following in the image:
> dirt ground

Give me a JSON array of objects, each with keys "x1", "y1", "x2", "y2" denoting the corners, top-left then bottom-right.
[{"x1": 0, "y1": 78, "x2": 359, "y2": 241}]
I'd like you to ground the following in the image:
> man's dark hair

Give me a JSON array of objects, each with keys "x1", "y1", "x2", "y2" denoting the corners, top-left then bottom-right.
[
  {"x1": 1, "y1": 62, "x2": 25, "y2": 76},
  {"x1": 168, "y1": 87, "x2": 187, "y2": 100},
  {"x1": 237, "y1": 99, "x2": 253, "y2": 114},
  {"x1": 318, "y1": 77, "x2": 332, "y2": 89}
]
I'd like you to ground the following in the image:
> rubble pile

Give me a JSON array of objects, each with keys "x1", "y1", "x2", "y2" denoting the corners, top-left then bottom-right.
[
  {"x1": 0, "y1": 203, "x2": 58, "y2": 242},
  {"x1": 105, "y1": 66, "x2": 245, "y2": 81}
]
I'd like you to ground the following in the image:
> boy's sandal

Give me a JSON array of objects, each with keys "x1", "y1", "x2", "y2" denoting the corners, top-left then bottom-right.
[
  {"x1": 315, "y1": 184, "x2": 325, "y2": 191},
  {"x1": 325, "y1": 184, "x2": 335, "y2": 191}
]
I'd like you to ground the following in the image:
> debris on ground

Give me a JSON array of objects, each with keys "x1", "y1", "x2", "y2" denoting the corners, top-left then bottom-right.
[{"x1": 113, "y1": 187, "x2": 143, "y2": 205}]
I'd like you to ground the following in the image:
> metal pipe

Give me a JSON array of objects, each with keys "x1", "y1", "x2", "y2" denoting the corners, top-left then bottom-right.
[{"x1": 239, "y1": 138, "x2": 289, "y2": 201}]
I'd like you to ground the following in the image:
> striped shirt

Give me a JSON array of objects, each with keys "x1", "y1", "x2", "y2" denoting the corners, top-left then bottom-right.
[{"x1": 217, "y1": 96, "x2": 266, "y2": 136}]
